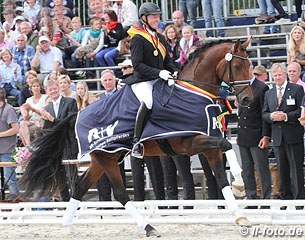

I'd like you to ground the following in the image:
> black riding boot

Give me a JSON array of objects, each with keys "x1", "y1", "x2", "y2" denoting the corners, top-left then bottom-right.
[{"x1": 131, "y1": 102, "x2": 149, "y2": 158}]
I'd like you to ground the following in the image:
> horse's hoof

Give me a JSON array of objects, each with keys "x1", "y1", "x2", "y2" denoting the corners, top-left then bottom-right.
[
  {"x1": 145, "y1": 224, "x2": 161, "y2": 238},
  {"x1": 236, "y1": 216, "x2": 251, "y2": 227},
  {"x1": 232, "y1": 183, "x2": 246, "y2": 199}
]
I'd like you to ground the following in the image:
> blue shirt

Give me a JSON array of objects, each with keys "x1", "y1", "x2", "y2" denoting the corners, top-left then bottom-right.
[
  {"x1": 11, "y1": 45, "x2": 35, "y2": 83},
  {"x1": 0, "y1": 62, "x2": 22, "y2": 88}
]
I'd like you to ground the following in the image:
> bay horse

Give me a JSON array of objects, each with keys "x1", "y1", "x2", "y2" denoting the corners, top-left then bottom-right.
[{"x1": 19, "y1": 39, "x2": 253, "y2": 237}]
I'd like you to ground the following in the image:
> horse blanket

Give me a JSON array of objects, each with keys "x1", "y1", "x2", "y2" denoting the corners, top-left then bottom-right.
[{"x1": 76, "y1": 80, "x2": 224, "y2": 156}]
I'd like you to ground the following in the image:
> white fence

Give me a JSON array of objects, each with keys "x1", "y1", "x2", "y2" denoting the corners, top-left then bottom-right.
[{"x1": 1, "y1": 200, "x2": 304, "y2": 224}]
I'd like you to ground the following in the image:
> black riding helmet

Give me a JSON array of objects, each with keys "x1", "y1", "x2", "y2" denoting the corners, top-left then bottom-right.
[
  {"x1": 139, "y1": 2, "x2": 162, "y2": 17},
  {"x1": 139, "y1": 2, "x2": 162, "y2": 31}
]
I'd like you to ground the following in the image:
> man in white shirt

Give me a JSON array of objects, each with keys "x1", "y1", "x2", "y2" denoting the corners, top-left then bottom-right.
[
  {"x1": 30, "y1": 36, "x2": 63, "y2": 83},
  {"x1": 112, "y1": 0, "x2": 138, "y2": 32}
]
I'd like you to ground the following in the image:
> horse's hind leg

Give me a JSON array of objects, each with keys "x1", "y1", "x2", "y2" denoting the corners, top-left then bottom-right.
[
  {"x1": 100, "y1": 155, "x2": 160, "y2": 237},
  {"x1": 203, "y1": 150, "x2": 250, "y2": 226},
  {"x1": 63, "y1": 152, "x2": 106, "y2": 226}
]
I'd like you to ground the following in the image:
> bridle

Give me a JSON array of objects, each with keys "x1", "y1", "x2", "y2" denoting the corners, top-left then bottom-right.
[{"x1": 176, "y1": 44, "x2": 251, "y2": 97}]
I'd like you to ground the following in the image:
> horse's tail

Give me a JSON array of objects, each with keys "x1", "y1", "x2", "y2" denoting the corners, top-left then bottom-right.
[{"x1": 19, "y1": 113, "x2": 78, "y2": 199}]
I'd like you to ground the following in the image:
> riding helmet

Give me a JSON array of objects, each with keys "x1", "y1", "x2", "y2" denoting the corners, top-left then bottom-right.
[{"x1": 139, "y1": 2, "x2": 162, "y2": 17}]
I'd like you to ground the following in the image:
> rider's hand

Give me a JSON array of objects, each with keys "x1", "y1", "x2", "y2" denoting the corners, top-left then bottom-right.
[
  {"x1": 159, "y1": 70, "x2": 172, "y2": 81},
  {"x1": 172, "y1": 71, "x2": 179, "y2": 79}
]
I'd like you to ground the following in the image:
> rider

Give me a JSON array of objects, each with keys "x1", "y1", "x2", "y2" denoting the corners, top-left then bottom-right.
[{"x1": 127, "y1": 2, "x2": 179, "y2": 158}]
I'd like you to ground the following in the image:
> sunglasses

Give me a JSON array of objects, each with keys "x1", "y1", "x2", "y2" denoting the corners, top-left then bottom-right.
[{"x1": 121, "y1": 66, "x2": 132, "y2": 70}]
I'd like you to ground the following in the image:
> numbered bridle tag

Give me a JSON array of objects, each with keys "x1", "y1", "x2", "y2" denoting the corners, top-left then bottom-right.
[{"x1": 225, "y1": 53, "x2": 233, "y2": 62}]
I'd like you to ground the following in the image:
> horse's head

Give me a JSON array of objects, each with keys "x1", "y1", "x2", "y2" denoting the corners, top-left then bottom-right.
[
  {"x1": 217, "y1": 38, "x2": 253, "y2": 107},
  {"x1": 179, "y1": 38, "x2": 253, "y2": 107}
]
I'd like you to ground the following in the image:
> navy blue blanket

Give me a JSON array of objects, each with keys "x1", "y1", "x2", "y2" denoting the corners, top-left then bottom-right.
[{"x1": 76, "y1": 80, "x2": 223, "y2": 156}]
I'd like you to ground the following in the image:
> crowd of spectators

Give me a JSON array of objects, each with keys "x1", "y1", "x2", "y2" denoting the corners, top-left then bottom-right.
[{"x1": 0, "y1": 0, "x2": 305, "y2": 207}]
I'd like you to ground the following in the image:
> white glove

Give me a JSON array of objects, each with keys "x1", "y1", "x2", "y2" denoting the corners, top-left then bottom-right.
[
  {"x1": 168, "y1": 79, "x2": 175, "y2": 86},
  {"x1": 159, "y1": 70, "x2": 172, "y2": 81}
]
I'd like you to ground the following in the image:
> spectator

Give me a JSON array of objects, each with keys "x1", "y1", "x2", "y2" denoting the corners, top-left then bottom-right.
[
  {"x1": 18, "y1": 70, "x2": 42, "y2": 106},
  {"x1": 287, "y1": 26, "x2": 305, "y2": 72},
  {"x1": 253, "y1": 65, "x2": 270, "y2": 82},
  {"x1": 65, "y1": 17, "x2": 86, "y2": 50},
  {"x1": 0, "y1": 87, "x2": 20, "y2": 201},
  {"x1": 9, "y1": 15, "x2": 25, "y2": 46},
  {"x1": 160, "y1": 155, "x2": 195, "y2": 205},
  {"x1": 2, "y1": 0, "x2": 15, "y2": 10},
  {"x1": 172, "y1": 10, "x2": 189, "y2": 34},
  {"x1": 40, "y1": 79, "x2": 78, "y2": 201},
  {"x1": 0, "y1": 29, "x2": 10, "y2": 50},
  {"x1": 262, "y1": 63, "x2": 305, "y2": 201},
  {"x1": 46, "y1": 0, "x2": 75, "y2": 19},
  {"x1": 73, "y1": 18, "x2": 104, "y2": 68},
  {"x1": 0, "y1": 48, "x2": 22, "y2": 105},
  {"x1": 19, "y1": 78, "x2": 48, "y2": 146},
  {"x1": 94, "y1": 69, "x2": 126, "y2": 202},
  {"x1": 88, "y1": 0, "x2": 104, "y2": 20},
  {"x1": 287, "y1": 62, "x2": 305, "y2": 92},
  {"x1": 178, "y1": 25, "x2": 200, "y2": 65},
  {"x1": 30, "y1": 36, "x2": 63, "y2": 82},
  {"x1": 2, "y1": 8, "x2": 15, "y2": 31},
  {"x1": 117, "y1": 58, "x2": 132, "y2": 89},
  {"x1": 130, "y1": 156, "x2": 165, "y2": 201},
  {"x1": 178, "y1": 0, "x2": 197, "y2": 27},
  {"x1": 256, "y1": 0, "x2": 279, "y2": 34},
  {"x1": 75, "y1": 81, "x2": 96, "y2": 110},
  {"x1": 198, "y1": 154, "x2": 224, "y2": 200},
  {"x1": 118, "y1": 58, "x2": 133, "y2": 76},
  {"x1": 164, "y1": 25, "x2": 181, "y2": 69},
  {"x1": 237, "y1": 65, "x2": 272, "y2": 202},
  {"x1": 52, "y1": 5, "x2": 73, "y2": 35},
  {"x1": 95, "y1": 10, "x2": 124, "y2": 68},
  {"x1": 112, "y1": 0, "x2": 138, "y2": 32},
  {"x1": 10, "y1": 33, "x2": 36, "y2": 87},
  {"x1": 15, "y1": 6, "x2": 24, "y2": 17},
  {"x1": 23, "y1": 0, "x2": 41, "y2": 31},
  {"x1": 271, "y1": 0, "x2": 290, "y2": 23},
  {"x1": 202, "y1": 0, "x2": 225, "y2": 37},
  {"x1": 58, "y1": 74, "x2": 76, "y2": 98},
  {"x1": 96, "y1": 69, "x2": 117, "y2": 99},
  {"x1": 20, "y1": 21, "x2": 39, "y2": 49}
]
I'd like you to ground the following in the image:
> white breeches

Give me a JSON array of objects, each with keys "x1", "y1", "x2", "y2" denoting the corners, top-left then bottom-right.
[{"x1": 131, "y1": 80, "x2": 157, "y2": 109}]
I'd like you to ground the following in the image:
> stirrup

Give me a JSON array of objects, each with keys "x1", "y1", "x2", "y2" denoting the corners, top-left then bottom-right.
[{"x1": 131, "y1": 143, "x2": 144, "y2": 159}]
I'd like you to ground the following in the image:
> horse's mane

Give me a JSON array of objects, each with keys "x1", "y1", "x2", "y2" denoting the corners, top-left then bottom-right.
[{"x1": 181, "y1": 39, "x2": 234, "y2": 71}]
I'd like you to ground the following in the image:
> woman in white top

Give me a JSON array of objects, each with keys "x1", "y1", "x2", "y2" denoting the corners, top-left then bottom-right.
[{"x1": 19, "y1": 78, "x2": 48, "y2": 146}]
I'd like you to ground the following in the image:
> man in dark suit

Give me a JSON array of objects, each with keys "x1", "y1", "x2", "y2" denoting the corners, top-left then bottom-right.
[
  {"x1": 237, "y1": 65, "x2": 272, "y2": 201},
  {"x1": 41, "y1": 80, "x2": 78, "y2": 201},
  {"x1": 262, "y1": 63, "x2": 305, "y2": 200}
]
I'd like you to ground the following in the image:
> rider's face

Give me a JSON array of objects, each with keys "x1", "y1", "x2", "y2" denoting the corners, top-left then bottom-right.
[{"x1": 146, "y1": 14, "x2": 160, "y2": 30}]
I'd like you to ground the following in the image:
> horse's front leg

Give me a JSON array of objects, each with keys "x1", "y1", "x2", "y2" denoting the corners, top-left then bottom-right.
[
  {"x1": 203, "y1": 149, "x2": 250, "y2": 226},
  {"x1": 63, "y1": 152, "x2": 105, "y2": 226}
]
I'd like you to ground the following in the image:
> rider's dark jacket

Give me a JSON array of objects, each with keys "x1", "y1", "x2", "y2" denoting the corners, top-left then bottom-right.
[{"x1": 124, "y1": 20, "x2": 178, "y2": 84}]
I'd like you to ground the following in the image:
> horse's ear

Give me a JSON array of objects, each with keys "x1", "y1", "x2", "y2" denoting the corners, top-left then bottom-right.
[
  {"x1": 233, "y1": 39, "x2": 241, "y2": 52},
  {"x1": 241, "y1": 37, "x2": 252, "y2": 50}
]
